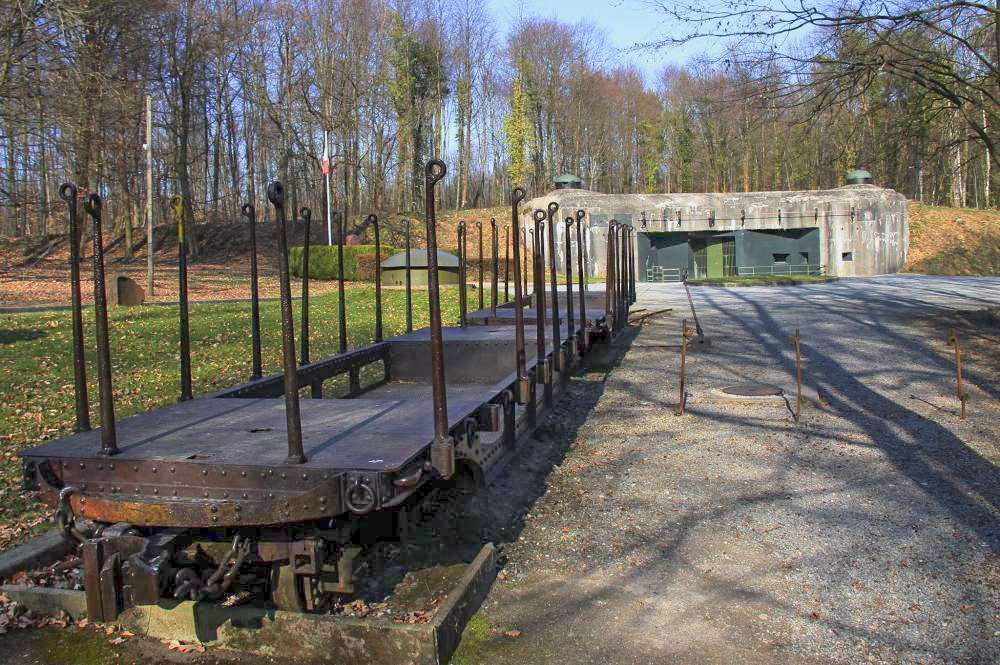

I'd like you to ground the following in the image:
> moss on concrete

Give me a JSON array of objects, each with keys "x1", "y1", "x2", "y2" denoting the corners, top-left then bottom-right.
[
  {"x1": 386, "y1": 562, "x2": 468, "y2": 614},
  {"x1": 450, "y1": 613, "x2": 494, "y2": 665}
]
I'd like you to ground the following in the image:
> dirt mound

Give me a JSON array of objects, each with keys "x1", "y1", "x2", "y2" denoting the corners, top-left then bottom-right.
[{"x1": 906, "y1": 203, "x2": 1000, "y2": 275}]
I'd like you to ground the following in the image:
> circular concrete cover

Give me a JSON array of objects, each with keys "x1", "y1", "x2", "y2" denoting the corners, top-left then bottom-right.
[{"x1": 721, "y1": 383, "x2": 783, "y2": 397}]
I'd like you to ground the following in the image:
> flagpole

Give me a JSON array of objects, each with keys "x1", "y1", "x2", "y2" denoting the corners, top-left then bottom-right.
[{"x1": 323, "y1": 130, "x2": 333, "y2": 245}]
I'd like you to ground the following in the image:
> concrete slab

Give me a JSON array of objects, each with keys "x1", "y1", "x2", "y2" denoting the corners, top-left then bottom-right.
[
  {"x1": 0, "y1": 585, "x2": 88, "y2": 620},
  {"x1": 0, "y1": 530, "x2": 73, "y2": 580},
  {"x1": 1, "y1": 543, "x2": 497, "y2": 664},
  {"x1": 117, "y1": 542, "x2": 497, "y2": 664}
]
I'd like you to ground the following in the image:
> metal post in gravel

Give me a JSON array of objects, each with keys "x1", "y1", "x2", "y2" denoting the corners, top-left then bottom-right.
[
  {"x1": 678, "y1": 319, "x2": 691, "y2": 416},
  {"x1": 947, "y1": 328, "x2": 967, "y2": 419},
  {"x1": 790, "y1": 328, "x2": 802, "y2": 421},
  {"x1": 682, "y1": 272, "x2": 705, "y2": 343}
]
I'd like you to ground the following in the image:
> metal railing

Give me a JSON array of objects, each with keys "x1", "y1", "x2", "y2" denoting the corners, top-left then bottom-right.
[
  {"x1": 737, "y1": 264, "x2": 823, "y2": 276},
  {"x1": 646, "y1": 266, "x2": 682, "y2": 282}
]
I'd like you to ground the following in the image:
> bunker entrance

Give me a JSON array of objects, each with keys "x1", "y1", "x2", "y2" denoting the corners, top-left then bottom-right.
[{"x1": 638, "y1": 228, "x2": 820, "y2": 281}]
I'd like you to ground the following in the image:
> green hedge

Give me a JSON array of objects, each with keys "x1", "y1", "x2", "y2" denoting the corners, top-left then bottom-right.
[{"x1": 288, "y1": 244, "x2": 396, "y2": 281}]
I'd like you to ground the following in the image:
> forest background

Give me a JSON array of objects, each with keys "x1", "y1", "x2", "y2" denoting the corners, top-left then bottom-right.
[{"x1": 0, "y1": 0, "x2": 996, "y2": 245}]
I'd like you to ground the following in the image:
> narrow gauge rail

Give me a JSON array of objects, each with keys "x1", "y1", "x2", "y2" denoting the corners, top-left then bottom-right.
[{"x1": 19, "y1": 161, "x2": 635, "y2": 618}]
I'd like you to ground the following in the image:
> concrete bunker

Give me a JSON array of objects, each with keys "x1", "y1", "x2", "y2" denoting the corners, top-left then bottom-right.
[{"x1": 522, "y1": 180, "x2": 908, "y2": 280}]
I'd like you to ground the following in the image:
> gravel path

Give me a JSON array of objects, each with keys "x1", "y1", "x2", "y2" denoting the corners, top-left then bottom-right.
[{"x1": 453, "y1": 276, "x2": 1000, "y2": 665}]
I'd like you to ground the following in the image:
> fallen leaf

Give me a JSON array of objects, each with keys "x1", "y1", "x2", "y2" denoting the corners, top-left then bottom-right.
[{"x1": 504, "y1": 630, "x2": 521, "y2": 638}]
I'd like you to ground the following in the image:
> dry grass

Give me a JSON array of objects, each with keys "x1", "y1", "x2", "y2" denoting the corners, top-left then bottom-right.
[{"x1": 905, "y1": 203, "x2": 1000, "y2": 275}]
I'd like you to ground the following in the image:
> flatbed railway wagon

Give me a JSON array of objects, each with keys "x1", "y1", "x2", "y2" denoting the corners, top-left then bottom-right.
[{"x1": 19, "y1": 161, "x2": 635, "y2": 619}]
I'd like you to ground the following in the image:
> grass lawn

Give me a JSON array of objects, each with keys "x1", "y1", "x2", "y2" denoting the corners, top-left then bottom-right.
[
  {"x1": 687, "y1": 274, "x2": 837, "y2": 286},
  {"x1": 0, "y1": 286, "x2": 479, "y2": 551}
]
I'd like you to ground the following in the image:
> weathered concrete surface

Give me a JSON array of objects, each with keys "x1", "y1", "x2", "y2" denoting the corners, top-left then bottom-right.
[
  {"x1": 431, "y1": 542, "x2": 498, "y2": 662},
  {"x1": 0, "y1": 530, "x2": 73, "y2": 580},
  {"x1": 1, "y1": 585, "x2": 88, "y2": 620},
  {"x1": 452, "y1": 276, "x2": 1000, "y2": 665},
  {"x1": 115, "y1": 543, "x2": 497, "y2": 664},
  {"x1": 522, "y1": 186, "x2": 908, "y2": 278},
  {"x1": 0, "y1": 543, "x2": 497, "y2": 664}
]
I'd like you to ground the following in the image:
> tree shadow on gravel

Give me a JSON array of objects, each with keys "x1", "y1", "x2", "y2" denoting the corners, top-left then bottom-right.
[
  {"x1": 458, "y1": 282, "x2": 1000, "y2": 664},
  {"x1": 706, "y1": 288, "x2": 1000, "y2": 552}
]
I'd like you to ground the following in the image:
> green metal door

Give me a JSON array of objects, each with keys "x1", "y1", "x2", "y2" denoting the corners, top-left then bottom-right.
[{"x1": 706, "y1": 240, "x2": 725, "y2": 278}]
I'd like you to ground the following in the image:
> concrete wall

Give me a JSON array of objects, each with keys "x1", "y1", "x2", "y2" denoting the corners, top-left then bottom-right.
[{"x1": 520, "y1": 185, "x2": 908, "y2": 278}]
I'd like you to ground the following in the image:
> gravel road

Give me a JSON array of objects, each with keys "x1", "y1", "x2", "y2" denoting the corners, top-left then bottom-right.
[{"x1": 452, "y1": 275, "x2": 1000, "y2": 665}]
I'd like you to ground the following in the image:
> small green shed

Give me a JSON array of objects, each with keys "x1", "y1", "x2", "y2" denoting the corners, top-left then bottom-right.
[{"x1": 381, "y1": 249, "x2": 461, "y2": 287}]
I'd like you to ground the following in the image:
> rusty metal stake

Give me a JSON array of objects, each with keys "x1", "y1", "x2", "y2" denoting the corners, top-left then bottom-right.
[
  {"x1": 369, "y1": 214, "x2": 383, "y2": 342},
  {"x1": 546, "y1": 202, "x2": 561, "y2": 372},
  {"x1": 532, "y1": 212, "x2": 548, "y2": 397},
  {"x1": 490, "y1": 218, "x2": 498, "y2": 316},
  {"x1": 300, "y1": 206, "x2": 312, "y2": 365},
  {"x1": 458, "y1": 221, "x2": 468, "y2": 326},
  {"x1": 628, "y1": 229, "x2": 639, "y2": 303},
  {"x1": 242, "y1": 203, "x2": 262, "y2": 379},
  {"x1": 404, "y1": 218, "x2": 413, "y2": 332},
  {"x1": 678, "y1": 319, "x2": 691, "y2": 416},
  {"x1": 511, "y1": 188, "x2": 529, "y2": 404},
  {"x1": 617, "y1": 225, "x2": 626, "y2": 330},
  {"x1": 564, "y1": 216, "x2": 575, "y2": 359},
  {"x1": 682, "y1": 272, "x2": 705, "y2": 342},
  {"x1": 577, "y1": 210, "x2": 588, "y2": 294},
  {"x1": 83, "y1": 194, "x2": 118, "y2": 455},
  {"x1": 790, "y1": 328, "x2": 802, "y2": 421},
  {"x1": 575, "y1": 212, "x2": 587, "y2": 354},
  {"x1": 527, "y1": 228, "x2": 535, "y2": 302},
  {"x1": 333, "y1": 210, "x2": 348, "y2": 348},
  {"x1": 424, "y1": 159, "x2": 454, "y2": 480},
  {"x1": 503, "y1": 225, "x2": 510, "y2": 303},
  {"x1": 948, "y1": 328, "x2": 967, "y2": 419},
  {"x1": 606, "y1": 221, "x2": 617, "y2": 332},
  {"x1": 476, "y1": 220, "x2": 484, "y2": 311},
  {"x1": 300, "y1": 206, "x2": 322, "y2": 398},
  {"x1": 172, "y1": 195, "x2": 192, "y2": 401},
  {"x1": 521, "y1": 227, "x2": 529, "y2": 300},
  {"x1": 61, "y1": 183, "x2": 90, "y2": 432},
  {"x1": 268, "y1": 181, "x2": 305, "y2": 464}
]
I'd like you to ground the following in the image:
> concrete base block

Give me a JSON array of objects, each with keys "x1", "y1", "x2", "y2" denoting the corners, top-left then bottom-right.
[
  {"x1": 120, "y1": 542, "x2": 498, "y2": 665},
  {"x1": 0, "y1": 530, "x2": 73, "y2": 580},
  {"x1": 0, "y1": 534, "x2": 498, "y2": 664},
  {"x1": 0, "y1": 585, "x2": 88, "y2": 620}
]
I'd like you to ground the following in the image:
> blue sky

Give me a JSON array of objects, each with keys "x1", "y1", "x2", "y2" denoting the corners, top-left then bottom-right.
[{"x1": 485, "y1": 0, "x2": 713, "y2": 84}]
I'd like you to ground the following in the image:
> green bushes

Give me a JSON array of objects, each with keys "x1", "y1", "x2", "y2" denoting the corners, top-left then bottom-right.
[{"x1": 288, "y1": 245, "x2": 396, "y2": 281}]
